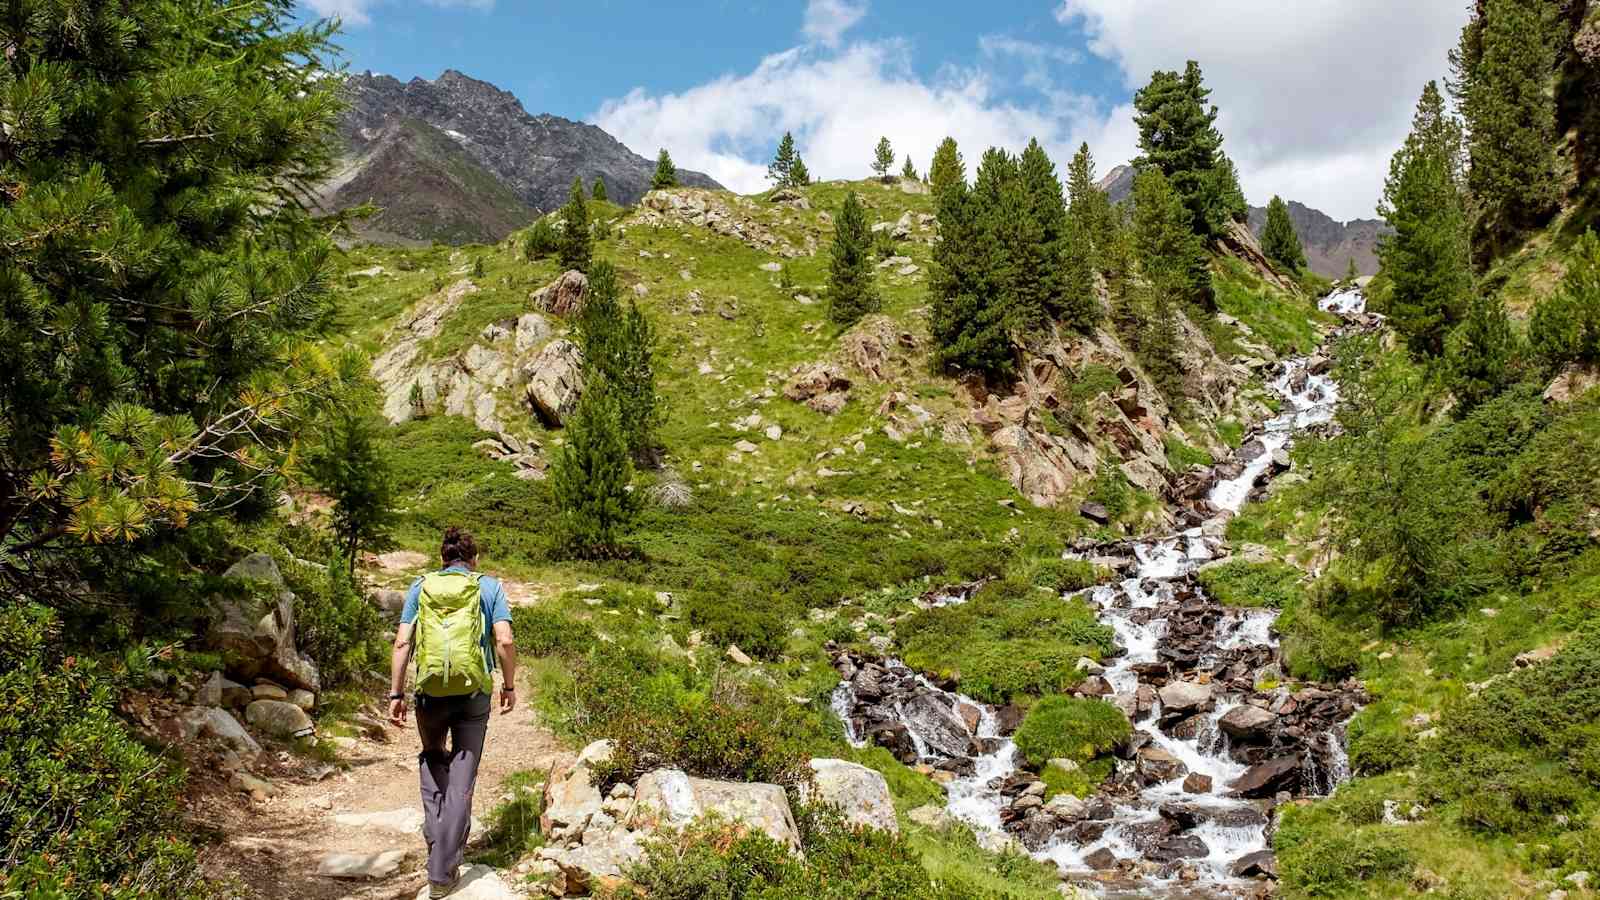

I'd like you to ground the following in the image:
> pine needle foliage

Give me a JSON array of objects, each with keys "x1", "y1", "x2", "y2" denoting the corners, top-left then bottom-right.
[
  {"x1": 549, "y1": 376, "x2": 640, "y2": 559},
  {"x1": 1132, "y1": 61, "x2": 1247, "y2": 237},
  {"x1": 1261, "y1": 195, "x2": 1308, "y2": 272},
  {"x1": 575, "y1": 262, "x2": 662, "y2": 458},
  {"x1": 768, "y1": 132, "x2": 800, "y2": 187},
  {"x1": 591, "y1": 177, "x2": 608, "y2": 202},
  {"x1": 928, "y1": 137, "x2": 965, "y2": 198},
  {"x1": 558, "y1": 176, "x2": 593, "y2": 273},
  {"x1": 652, "y1": 148, "x2": 678, "y2": 189},
  {"x1": 827, "y1": 191, "x2": 880, "y2": 326},
  {"x1": 872, "y1": 136, "x2": 895, "y2": 181}
]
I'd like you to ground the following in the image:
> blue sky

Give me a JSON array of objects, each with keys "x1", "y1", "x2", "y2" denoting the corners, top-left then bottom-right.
[{"x1": 305, "y1": 0, "x2": 1471, "y2": 221}]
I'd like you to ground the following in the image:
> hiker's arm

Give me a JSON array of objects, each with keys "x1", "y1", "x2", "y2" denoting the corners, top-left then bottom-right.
[
  {"x1": 493, "y1": 620, "x2": 517, "y2": 713},
  {"x1": 388, "y1": 621, "x2": 415, "y2": 724}
]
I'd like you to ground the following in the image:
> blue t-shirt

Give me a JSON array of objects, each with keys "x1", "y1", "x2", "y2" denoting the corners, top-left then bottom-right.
[{"x1": 401, "y1": 565, "x2": 512, "y2": 673}]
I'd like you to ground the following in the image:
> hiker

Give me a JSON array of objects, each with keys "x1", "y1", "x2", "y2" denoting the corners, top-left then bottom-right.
[{"x1": 387, "y1": 526, "x2": 516, "y2": 898}]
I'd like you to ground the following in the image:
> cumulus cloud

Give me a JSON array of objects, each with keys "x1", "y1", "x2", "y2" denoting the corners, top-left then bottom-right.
[
  {"x1": 593, "y1": 40, "x2": 1134, "y2": 197},
  {"x1": 1056, "y1": 0, "x2": 1469, "y2": 219},
  {"x1": 802, "y1": 0, "x2": 869, "y2": 47},
  {"x1": 301, "y1": 0, "x2": 492, "y2": 28}
]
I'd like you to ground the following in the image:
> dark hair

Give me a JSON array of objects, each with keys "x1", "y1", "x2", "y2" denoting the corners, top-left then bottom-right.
[{"x1": 441, "y1": 527, "x2": 478, "y2": 566}]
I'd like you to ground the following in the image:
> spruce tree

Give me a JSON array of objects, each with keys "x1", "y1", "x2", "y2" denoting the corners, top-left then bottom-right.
[
  {"x1": 549, "y1": 377, "x2": 640, "y2": 559},
  {"x1": 1529, "y1": 229, "x2": 1600, "y2": 373},
  {"x1": 1131, "y1": 168, "x2": 1212, "y2": 312},
  {"x1": 1133, "y1": 61, "x2": 1246, "y2": 236},
  {"x1": 1062, "y1": 212, "x2": 1100, "y2": 333},
  {"x1": 306, "y1": 353, "x2": 399, "y2": 572},
  {"x1": 929, "y1": 164, "x2": 1011, "y2": 376},
  {"x1": 1344, "y1": 256, "x2": 1361, "y2": 282},
  {"x1": 576, "y1": 262, "x2": 662, "y2": 457},
  {"x1": 929, "y1": 137, "x2": 965, "y2": 198},
  {"x1": 1017, "y1": 139, "x2": 1070, "y2": 326},
  {"x1": 901, "y1": 154, "x2": 918, "y2": 180},
  {"x1": 1453, "y1": 0, "x2": 1561, "y2": 240},
  {"x1": 828, "y1": 191, "x2": 880, "y2": 325},
  {"x1": 0, "y1": 0, "x2": 346, "y2": 587},
  {"x1": 652, "y1": 148, "x2": 678, "y2": 189},
  {"x1": 769, "y1": 131, "x2": 799, "y2": 187},
  {"x1": 1377, "y1": 82, "x2": 1473, "y2": 358},
  {"x1": 1444, "y1": 292, "x2": 1519, "y2": 413},
  {"x1": 791, "y1": 156, "x2": 812, "y2": 187},
  {"x1": 1067, "y1": 142, "x2": 1117, "y2": 272},
  {"x1": 872, "y1": 137, "x2": 896, "y2": 181},
  {"x1": 591, "y1": 177, "x2": 608, "y2": 202},
  {"x1": 1261, "y1": 195, "x2": 1307, "y2": 271},
  {"x1": 558, "y1": 176, "x2": 593, "y2": 273}
]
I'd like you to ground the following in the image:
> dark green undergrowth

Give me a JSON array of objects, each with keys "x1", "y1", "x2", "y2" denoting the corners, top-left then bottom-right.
[
  {"x1": 1197, "y1": 559, "x2": 1306, "y2": 609},
  {"x1": 897, "y1": 577, "x2": 1115, "y2": 705},
  {"x1": 1012, "y1": 695, "x2": 1130, "y2": 768}
]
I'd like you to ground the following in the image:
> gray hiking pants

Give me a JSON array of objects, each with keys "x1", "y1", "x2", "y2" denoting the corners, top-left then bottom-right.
[{"x1": 415, "y1": 691, "x2": 491, "y2": 885}]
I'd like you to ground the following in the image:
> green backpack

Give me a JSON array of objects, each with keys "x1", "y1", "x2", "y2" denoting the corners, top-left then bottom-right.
[{"x1": 413, "y1": 570, "x2": 490, "y2": 697}]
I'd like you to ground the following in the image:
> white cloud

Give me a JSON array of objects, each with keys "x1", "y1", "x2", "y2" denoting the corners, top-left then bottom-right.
[
  {"x1": 1056, "y1": 0, "x2": 1470, "y2": 219},
  {"x1": 802, "y1": 0, "x2": 869, "y2": 47},
  {"x1": 301, "y1": 0, "x2": 492, "y2": 28},
  {"x1": 593, "y1": 40, "x2": 1134, "y2": 197}
]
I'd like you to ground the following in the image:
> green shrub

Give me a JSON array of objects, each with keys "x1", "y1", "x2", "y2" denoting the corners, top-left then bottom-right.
[
  {"x1": 523, "y1": 217, "x2": 560, "y2": 259},
  {"x1": 1087, "y1": 463, "x2": 1134, "y2": 523},
  {"x1": 0, "y1": 604, "x2": 206, "y2": 898},
  {"x1": 1275, "y1": 806, "x2": 1415, "y2": 896},
  {"x1": 282, "y1": 553, "x2": 385, "y2": 689},
  {"x1": 1280, "y1": 607, "x2": 1361, "y2": 681},
  {"x1": 1347, "y1": 726, "x2": 1417, "y2": 777},
  {"x1": 846, "y1": 746, "x2": 945, "y2": 812},
  {"x1": 510, "y1": 606, "x2": 598, "y2": 658},
  {"x1": 1163, "y1": 435, "x2": 1215, "y2": 470},
  {"x1": 1197, "y1": 560, "x2": 1305, "y2": 609},
  {"x1": 1039, "y1": 756, "x2": 1114, "y2": 800},
  {"x1": 1012, "y1": 695, "x2": 1131, "y2": 767},
  {"x1": 1025, "y1": 558, "x2": 1097, "y2": 594},
  {"x1": 684, "y1": 590, "x2": 790, "y2": 660}
]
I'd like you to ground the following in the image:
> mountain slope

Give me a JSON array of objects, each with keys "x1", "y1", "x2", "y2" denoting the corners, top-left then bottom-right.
[
  {"x1": 314, "y1": 117, "x2": 537, "y2": 245},
  {"x1": 322, "y1": 70, "x2": 723, "y2": 245},
  {"x1": 1096, "y1": 164, "x2": 1387, "y2": 278}
]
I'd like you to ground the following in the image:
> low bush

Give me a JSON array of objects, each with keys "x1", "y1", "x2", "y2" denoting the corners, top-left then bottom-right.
[
  {"x1": 898, "y1": 578, "x2": 1114, "y2": 705},
  {"x1": 1163, "y1": 435, "x2": 1215, "y2": 470},
  {"x1": 684, "y1": 590, "x2": 791, "y2": 661},
  {"x1": 847, "y1": 746, "x2": 945, "y2": 811},
  {"x1": 1039, "y1": 756, "x2": 1114, "y2": 800},
  {"x1": 0, "y1": 603, "x2": 206, "y2": 898},
  {"x1": 281, "y1": 552, "x2": 386, "y2": 689},
  {"x1": 523, "y1": 217, "x2": 560, "y2": 259},
  {"x1": 510, "y1": 606, "x2": 598, "y2": 658},
  {"x1": 1275, "y1": 814, "x2": 1414, "y2": 896},
  {"x1": 1280, "y1": 607, "x2": 1361, "y2": 681},
  {"x1": 1197, "y1": 560, "x2": 1304, "y2": 609},
  {"x1": 1024, "y1": 558, "x2": 1097, "y2": 594},
  {"x1": 1346, "y1": 725, "x2": 1416, "y2": 777},
  {"x1": 1012, "y1": 695, "x2": 1131, "y2": 767}
]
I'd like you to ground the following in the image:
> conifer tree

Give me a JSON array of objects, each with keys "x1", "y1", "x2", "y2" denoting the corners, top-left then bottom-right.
[
  {"x1": 1261, "y1": 195, "x2": 1307, "y2": 271},
  {"x1": 929, "y1": 164, "x2": 1011, "y2": 376},
  {"x1": 1017, "y1": 139, "x2": 1070, "y2": 326},
  {"x1": 591, "y1": 177, "x2": 607, "y2": 202},
  {"x1": 1444, "y1": 292, "x2": 1520, "y2": 412},
  {"x1": 929, "y1": 137, "x2": 965, "y2": 198},
  {"x1": 791, "y1": 156, "x2": 812, "y2": 186},
  {"x1": 901, "y1": 154, "x2": 918, "y2": 180},
  {"x1": 558, "y1": 176, "x2": 593, "y2": 273},
  {"x1": 0, "y1": 0, "x2": 347, "y2": 587},
  {"x1": 306, "y1": 353, "x2": 399, "y2": 572},
  {"x1": 1062, "y1": 213, "x2": 1100, "y2": 333},
  {"x1": 1344, "y1": 256, "x2": 1361, "y2": 282},
  {"x1": 828, "y1": 191, "x2": 880, "y2": 325},
  {"x1": 1529, "y1": 229, "x2": 1600, "y2": 373},
  {"x1": 651, "y1": 148, "x2": 678, "y2": 189},
  {"x1": 575, "y1": 262, "x2": 662, "y2": 457},
  {"x1": 1452, "y1": 0, "x2": 1561, "y2": 240},
  {"x1": 872, "y1": 137, "x2": 896, "y2": 181},
  {"x1": 1133, "y1": 61, "x2": 1246, "y2": 236},
  {"x1": 549, "y1": 377, "x2": 640, "y2": 559},
  {"x1": 1377, "y1": 82, "x2": 1473, "y2": 358},
  {"x1": 1066, "y1": 142, "x2": 1116, "y2": 276},
  {"x1": 769, "y1": 131, "x2": 799, "y2": 186},
  {"x1": 1131, "y1": 168, "x2": 1212, "y2": 312}
]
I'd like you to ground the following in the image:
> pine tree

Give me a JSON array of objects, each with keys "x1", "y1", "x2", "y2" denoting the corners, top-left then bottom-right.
[
  {"x1": 549, "y1": 377, "x2": 640, "y2": 559},
  {"x1": 1133, "y1": 61, "x2": 1246, "y2": 236},
  {"x1": 591, "y1": 177, "x2": 608, "y2": 202},
  {"x1": 558, "y1": 176, "x2": 593, "y2": 273},
  {"x1": 652, "y1": 148, "x2": 678, "y2": 189},
  {"x1": 1529, "y1": 229, "x2": 1600, "y2": 373},
  {"x1": 1444, "y1": 292, "x2": 1520, "y2": 412},
  {"x1": 828, "y1": 191, "x2": 880, "y2": 325},
  {"x1": 929, "y1": 164, "x2": 1011, "y2": 376},
  {"x1": 1261, "y1": 195, "x2": 1307, "y2": 271},
  {"x1": 768, "y1": 131, "x2": 799, "y2": 187},
  {"x1": 0, "y1": 0, "x2": 346, "y2": 587},
  {"x1": 1062, "y1": 212, "x2": 1100, "y2": 333},
  {"x1": 791, "y1": 156, "x2": 812, "y2": 187},
  {"x1": 872, "y1": 137, "x2": 896, "y2": 181},
  {"x1": 1452, "y1": 0, "x2": 1561, "y2": 241},
  {"x1": 306, "y1": 353, "x2": 399, "y2": 572},
  {"x1": 575, "y1": 262, "x2": 662, "y2": 457},
  {"x1": 1344, "y1": 256, "x2": 1361, "y2": 282},
  {"x1": 929, "y1": 137, "x2": 965, "y2": 198},
  {"x1": 1131, "y1": 168, "x2": 1212, "y2": 312},
  {"x1": 524, "y1": 217, "x2": 560, "y2": 259},
  {"x1": 1017, "y1": 138, "x2": 1070, "y2": 326},
  {"x1": 1377, "y1": 82, "x2": 1473, "y2": 359},
  {"x1": 901, "y1": 154, "x2": 918, "y2": 180}
]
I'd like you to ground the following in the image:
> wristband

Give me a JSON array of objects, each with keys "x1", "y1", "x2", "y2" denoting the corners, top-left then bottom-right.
[
  {"x1": 387, "y1": 692, "x2": 404, "y2": 700},
  {"x1": 500, "y1": 686, "x2": 516, "y2": 693}
]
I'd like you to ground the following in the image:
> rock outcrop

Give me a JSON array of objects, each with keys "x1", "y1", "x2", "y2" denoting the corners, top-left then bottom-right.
[
  {"x1": 206, "y1": 554, "x2": 321, "y2": 694},
  {"x1": 524, "y1": 339, "x2": 585, "y2": 427},
  {"x1": 801, "y1": 759, "x2": 899, "y2": 834}
]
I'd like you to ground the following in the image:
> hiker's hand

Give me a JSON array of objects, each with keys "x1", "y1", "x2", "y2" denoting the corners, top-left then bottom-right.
[
  {"x1": 499, "y1": 687, "x2": 516, "y2": 715},
  {"x1": 388, "y1": 697, "x2": 407, "y2": 726}
]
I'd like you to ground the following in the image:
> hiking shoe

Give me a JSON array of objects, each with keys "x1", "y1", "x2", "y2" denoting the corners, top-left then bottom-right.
[{"x1": 428, "y1": 869, "x2": 460, "y2": 898}]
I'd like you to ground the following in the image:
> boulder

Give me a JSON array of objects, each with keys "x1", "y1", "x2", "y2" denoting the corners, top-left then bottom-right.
[
  {"x1": 1218, "y1": 704, "x2": 1277, "y2": 741},
  {"x1": 784, "y1": 364, "x2": 852, "y2": 415},
  {"x1": 537, "y1": 830, "x2": 645, "y2": 892},
  {"x1": 411, "y1": 865, "x2": 519, "y2": 900},
  {"x1": 541, "y1": 740, "x2": 612, "y2": 841},
  {"x1": 1159, "y1": 680, "x2": 1213, "y2": 715},
  {"x1": 195, "y1": 671, "x2": 223, "y2": 707},
  {"x1": 1229, "y1": 755, "x2": 1301, "y2": 799},
  {"x1": 1544, "y1": 363, "x2": 1600, "y2": 405},
  {"x1": 1079, "y1": 502, "x2": 1110, "y2": 525},
  {"x1": 532, "y1": 270, "x2": 588, "y2": 315},
  {"x1": 178, "y1": 706, "x2": 261, "y2": 755},
  {"x1": 288, "y1": 689, "x2": 316, "y2": 712},
  {"x1": 1084, "y1": 847, "x2": 1118, "y2": 870},
  {"x1": 1145, "y1": 833, "x2": 1209, "y2": 863},
  {"x1": 244, "y1": 699, "x2": 313, "y2": 738},
  {"x1": 524, "y1": 339, "x2": 584, "y2": 427},
  {"x1": 627, "y1": 768, "x2": 801, "y2": 850},
  {"x1": 900, "y1": 693, "x2": 975, "y2": 758},
  {"x1": 206, "y1": 553, "x2": 321, "y2": 693},
  {"x1": 1231, "y1": 850, "x2": 1278, "y2": 879},
  {"x1": 1043, "y1": 794, "x2": 1088, "y2": 821},
  {"x1": 907, "y1": 803, "x2": 954, "y2": 831},
  {"x1": 802, "y1": 759, "x2": 898, "y2": 833},
  {"x1": 1136, "y1": 746, "x2": 1188, "y2": 784},
  {"x1": 1182, "y1": 773, "x2": 1214, "y2": 794},
  {"x1": 989, "y1": 424, "x2": 1098, "y2": 508},
  {"x1": 318, "y1": 850, "x2": 408, "y2": 880},
  {"x1": 513, "y1": 312, "x2": 552, "y2": 354}
]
